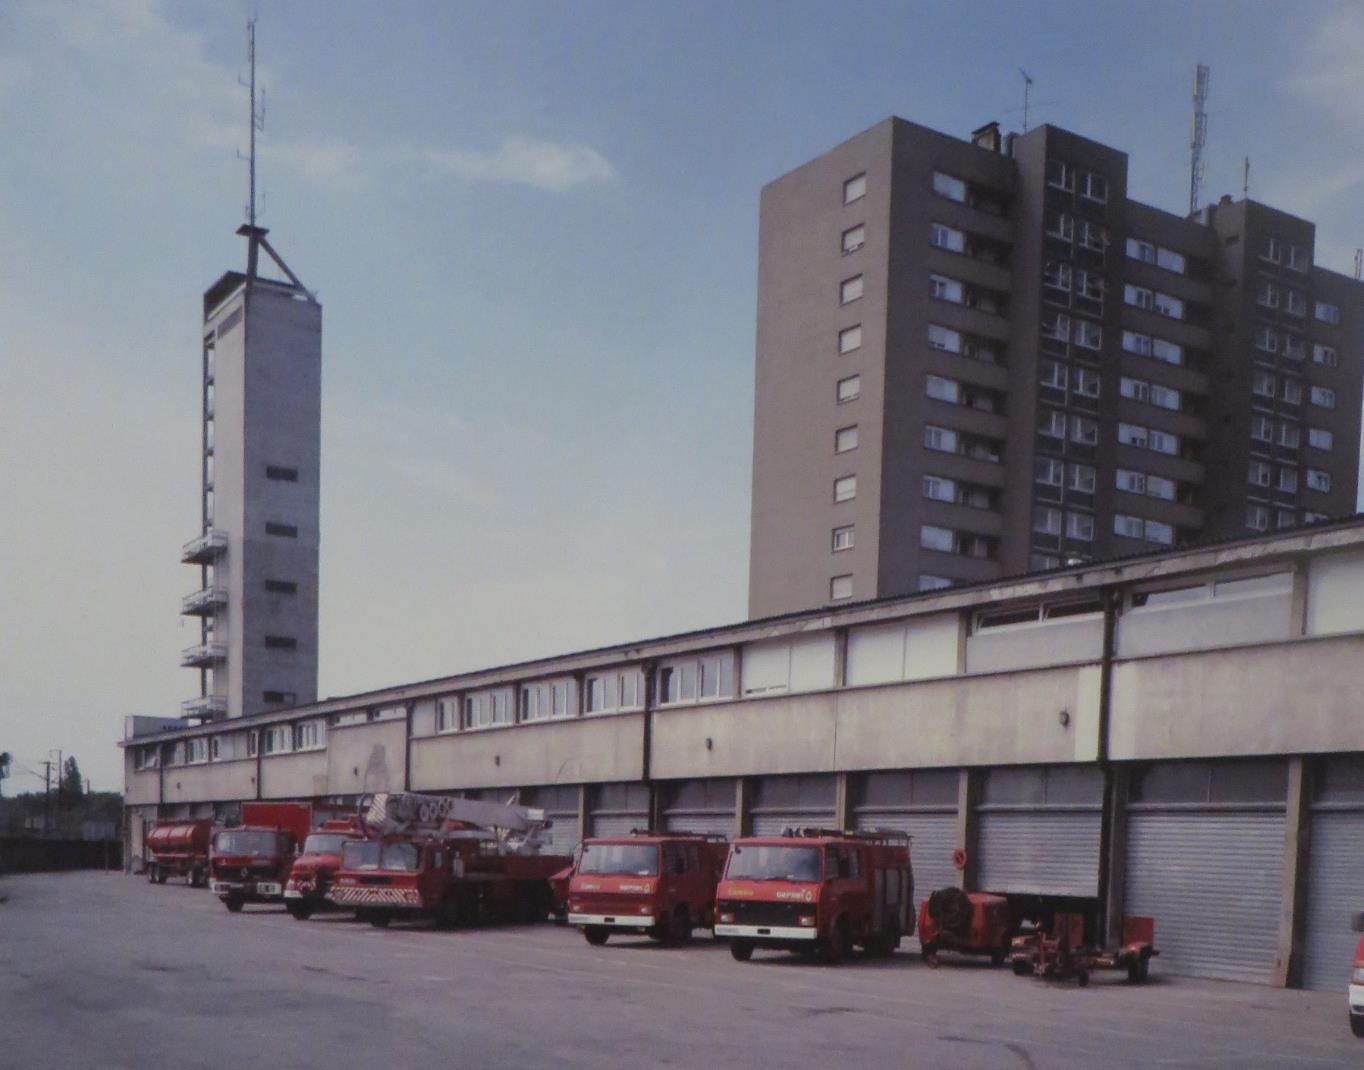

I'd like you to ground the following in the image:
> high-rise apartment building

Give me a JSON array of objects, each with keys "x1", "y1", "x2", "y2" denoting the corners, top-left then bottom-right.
[
  {"x1": 179, "y1": 225, "x2": 321, "y2": 721},
  {"x1": 749, "y1": 118, "x2": 1363, "y2": 618}
]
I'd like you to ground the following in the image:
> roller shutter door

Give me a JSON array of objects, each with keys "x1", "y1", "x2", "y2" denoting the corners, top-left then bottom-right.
[
  {"x1": 1302, "y1": 810, "x2": 1364, "y2": 990},
  {"x1": 1125, "y1": 810, "x2": 1284, "y2": 983},
  {"x1": 663, "y1": 811, "x2": 734, "y2": 837},
  {"x1": 977, "y1": 810, "x2": 1102, "y2": 896},
  {"x1": 854, "y1": 810, "x2": 957, "y2": 902},
  {"x1": 540, "y1": 810, "x2": 580, "y2": 856},
  {"x1": 591, "y1": 814, "x2": 647, "y2": 839},
  {"x1": 751, "y1": 810, "x2": 834, "y2": 838}
]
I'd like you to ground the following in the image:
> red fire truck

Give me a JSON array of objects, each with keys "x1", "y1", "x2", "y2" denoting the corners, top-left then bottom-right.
[
  {"x1": 567, "y1": 831, "x2": 727, "y2": 946},
  {"x1": 209, "y1": 802, "x2": 328, "y2": 913},
  {"x1": 145, "y1": 819, "x2": 213, "y2": 887},
  {"x1": 282, "y1": 817, "x2": 365, "y2": 920},
  {"x1": 714, "y1": 828, "x2": 913, "y2": 963},
  {"x1": 328, "y1": 792, "x2": 571, "y2": 928}
]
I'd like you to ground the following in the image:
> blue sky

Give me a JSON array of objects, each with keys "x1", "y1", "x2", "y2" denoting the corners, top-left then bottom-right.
[{"x1": 4, "y1": 0, "x2": 1363, "y2": 790}]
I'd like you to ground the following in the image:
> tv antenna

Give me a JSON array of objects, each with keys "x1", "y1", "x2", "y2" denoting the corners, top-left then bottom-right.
[
  {"x1": 1019, "y1": 68, "x2": 1034, "y2": 132},
  {"x1": 1354, "y1": 249, "x2": 1362, "y2": 281},
  {"x1": 1189, "y1": 63, "x2": 1210, "y2": 215},
  {"x1": 238, "y1": 18, "x2": 266, "y2": 230},
  {"x1": 1242, "y1": 156, "x2": 1250, "y2": 198}
]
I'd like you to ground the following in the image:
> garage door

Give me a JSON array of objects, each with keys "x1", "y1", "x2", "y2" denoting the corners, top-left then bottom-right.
[
  {"x1": 660, "y1": 778, "x2": 735, "y2": 838},
  {"x1": 751, "y1": 810, "x2": 834, "y2": 838},
  {"x1": 1302, "y1": 809, "x2": 1364, "y2": 990},
  {"x1": 749, "y1": 774, "x2": 836, "y2": 839},
  {"x1": 855, "y1": 810, "x2": 957, "y2": 902},
  {"x1": 1126, "y1": 810, "x2": 1284, "y2": 983},
  {"x1": 663, "y1": 811, "x2": 734, "y2": 837},
  {"x1": 977, "y1": 810, "x2": 1102, "y2": 896},
  {"x1": 590, "y1": 813, "x2": 647, "y2": 839}
]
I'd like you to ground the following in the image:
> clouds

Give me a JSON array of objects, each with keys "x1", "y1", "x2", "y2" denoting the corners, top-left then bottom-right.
[{"x1": 423, "y1": 136, "x2": 617, "y2": 192}]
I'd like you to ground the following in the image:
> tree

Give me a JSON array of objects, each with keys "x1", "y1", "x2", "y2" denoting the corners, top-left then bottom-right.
[{"x1": 61, "y1": 756, "x2": 83, "y2": 799}]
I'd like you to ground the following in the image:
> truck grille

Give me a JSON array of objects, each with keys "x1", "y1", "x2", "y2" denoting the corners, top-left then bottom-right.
[{"x1": 717, "y1": 900, "x2": 806, "y2": 927}]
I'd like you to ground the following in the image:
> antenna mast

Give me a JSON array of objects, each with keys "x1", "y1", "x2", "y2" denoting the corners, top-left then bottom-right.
[
  {"x1": 1189, "y1": 63, "x2": 1210, "y2": 215},
  {"x1": 1019, "y1": 68, "x2": 1034, "y2": 133},
  {"x1": 240, "y1": 19, "x2": 267, "y2": 231},
  {"x1": 1242, "y1": 156, "x2": 1250, "y2": 198},
  {"x1": 1354, "y1": 249, "x2": 1362, "y2": 282}
]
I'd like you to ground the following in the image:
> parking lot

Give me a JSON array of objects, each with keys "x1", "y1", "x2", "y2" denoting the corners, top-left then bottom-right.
[{"x1": 1, "y1": 872, "x2": 1358, "y2": 1069}]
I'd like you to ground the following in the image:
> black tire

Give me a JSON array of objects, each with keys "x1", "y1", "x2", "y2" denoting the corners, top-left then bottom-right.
[
  {"x1": 190, "y1": 868, "x2": 204, "y2": 889},
  {"x1": 146, "y1": 865, "x2": 157, "y2": 884},
  {"x1": 990, "y1": 945, "x2": 1008, "y2": 968},
  {"x1": 729, "y1": 940, "x2": 754, "y2": 962},
  {"x1": 287, "y1": 901, "x2": 314, "y2": 921},
  {"x1": 1350, "y1": 1013, "x2": 1364, "y2": 1039},
  {"x1": 1011, "y1": 958, "x2": 1031, "y2": 977},
  {"x1": 1076, "y1": 968, "x2": 1090, "y2": 987},
  {"x1": 821, "y1": 918, "x2": 850, "y2": 965},
  {"x1": 224, "y1": 895, "x2": 244, "y2": 914},
  {"x1": 584, "y1": 927, "x2": 610, "y2": 946},
  {"x1": 369, "y1": 911, "x2": 392, "y2": 928},
  {"x1": 921, "y1": 941, "x2": 939, "y2": 967},
  {"x1": 155, "y1": 868, "x2": 168, "y2": 885},
  {"x1": 672, "y1": 905, "x2": 693, "y2": 946}
]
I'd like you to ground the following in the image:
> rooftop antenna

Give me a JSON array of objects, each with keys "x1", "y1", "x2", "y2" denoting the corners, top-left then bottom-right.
[
  {"x1": 1242, "y1": 156, "x2": 1250, "y2": 199},
  {"x1": 1189, "y1": 63, "x2": 1210, "y2": 215},
  {"x1": 1354, "y1": 249, "x2": 1362, "y2": 281},
  {"x1": 1019, "y1": 68, "x2": 1034, "y2": 133}
]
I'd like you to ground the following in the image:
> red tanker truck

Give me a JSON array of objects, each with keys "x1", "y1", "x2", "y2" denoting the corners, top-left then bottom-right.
[
  {"x1": 145, "y1": 819, "x2": 214, "y2": 887},
  {"x1": 210, "y1": 802, "x2": 341, "y2": 913}
]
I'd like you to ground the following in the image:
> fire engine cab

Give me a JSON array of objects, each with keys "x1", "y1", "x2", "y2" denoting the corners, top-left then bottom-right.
[{"x1": 714, "y1": 828, "x2": 912, "y2": 963}]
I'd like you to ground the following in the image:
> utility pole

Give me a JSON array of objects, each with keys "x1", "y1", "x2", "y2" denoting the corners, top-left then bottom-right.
[{"x1": 42, "y1": 760, "x2": 52, "y2": 835}]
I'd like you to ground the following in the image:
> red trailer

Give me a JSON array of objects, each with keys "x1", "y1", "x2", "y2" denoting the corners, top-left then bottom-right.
[
  {"x1": 145, "y1": 820, "x2": 213, "y2": 887},
  {"x1": 918, "y1": 888, "x2": 1012, "y2": 967}
]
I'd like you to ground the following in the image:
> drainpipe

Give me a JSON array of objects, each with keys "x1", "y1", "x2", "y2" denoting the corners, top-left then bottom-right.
[
  {"x1": 1095, "y1": 587, "x2": 1123, "y2": 945},
  {"x1": 403, "y1": 703, "x2": 413, "y2": 791}
]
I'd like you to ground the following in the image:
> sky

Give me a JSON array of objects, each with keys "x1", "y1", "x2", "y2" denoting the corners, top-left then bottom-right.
[{"x1": 4, "y1": 0, "x2": 1364, "y2": 791}]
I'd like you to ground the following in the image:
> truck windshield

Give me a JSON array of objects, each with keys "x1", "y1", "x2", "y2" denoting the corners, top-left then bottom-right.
[
  {"x1": 380, "y1": 842, "x2": 420, "y2": 872},
  {"x1": 341, "y1": 840, "x2": 382, "y2": 870},
  {"x1": 214, "y1": 830, "x2": 279, "y2": 857},
  {"x1": 725, "y1": 845, "x2": 822, "y2": 882},
  {"x1": 301, "y1": 834, "x2": 351, "y2": 856},
  {"x1": 578, "y1": 843, "x2": 658, "y2": 877}
]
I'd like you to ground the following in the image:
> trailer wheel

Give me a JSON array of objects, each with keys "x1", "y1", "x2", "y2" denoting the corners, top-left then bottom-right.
[
  {"x1": 155, "y1": 867, "x2": 168, "y2": 885},
  {"x1": 224, "y1": 895, "x2": 244, "y2": 913},
  {"x1": 920, "y1": 941, "x2": 939, "y2": 968},
  {"x1": 146, "y1": 864, "x2": 158, "y2": 884},
  {"x1": 729, "y1": 940, "x2": 754, "y2": 962},
  {"x1": 189, "y1": 868, "x2": 204, "y2": 889},
  {"x1": 1126, "y1": 951, "x2": 1151, "y2": 984},
  {"x1": 1351, "y1": 1013, "x2": 1364, "y2": 1038},
  {"x1": 584, "y1": 927, "x2": 610, "y2": 946}
]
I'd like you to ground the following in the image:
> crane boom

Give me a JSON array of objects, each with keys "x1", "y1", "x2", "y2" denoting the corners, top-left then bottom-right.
[{"x1": 363, "y1": 792, "x2": 547, "y2": 837}]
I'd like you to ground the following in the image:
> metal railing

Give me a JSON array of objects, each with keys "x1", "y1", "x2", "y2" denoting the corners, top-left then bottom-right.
[
  {"x1": 179, "y1": 642, "x2": 228, "y2": 668},
  {"x1": 180, "y1": 530, "x2": 228, "y2": 564},
  {"x1": 180, "y1": 586, "x2": 228, "y2": 615}
]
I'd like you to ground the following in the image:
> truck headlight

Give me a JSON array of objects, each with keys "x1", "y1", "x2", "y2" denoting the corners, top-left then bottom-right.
[
  {"x1": 1352, "y1": 966, "x2": 1364, "y2": 984},
  {"x1": 718, "y1": 912, "x2": 735, "y2": 924},
  {"x1": 799, "y1": 915, "x2": 816, "y2": 927},
  {"x1": 639, "y1": 905, "x2": 652, "y2": 915}
]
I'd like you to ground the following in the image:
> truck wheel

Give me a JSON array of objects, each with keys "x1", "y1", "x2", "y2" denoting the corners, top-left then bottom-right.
[
  {"x1": 584, "y1": 927, "x2": 610, "y2": 946},
  {"x1": 146, "y1": 864, "x2": 158, "y2": 884},
  {"x1": 224, "y1": 895, "x2": 244, "y2": 914},
  {"x1": 920, "y1": 941, "x2": 939, "y2": 968},
  {"x1": 1351, "y1": 1013, "x2": 1364, "y2": 1039},
  {"x1": 189, "y1": 868, "x2": 203, "y2": 888},
  {"x1": 990, "y1": 945, "x2": 1008, "y2": 968},
  {"x1": 156, "y1": 868, "x2": 168, "y2": 885},
  {"x1": 729, "y1": 940, "x2": 754, "y2": 962},
  {"x1": 287, "y1": 902, "x2": 314, "y2": 921},
  {"x1": 369, "y1": 911, "x2": 392, "y2": 929},
  {"x1": 821, "y1": 919, "x2": 850, "y2": 965},
  {"x1": 668, "y1": 906, "x2": 692, "y2": 946},
  {"x1": 1011, "y1": 958, "x2": 1031, "y2": 977},
  {"x1": 1075, "y1": 967, "x2": 1090, "y2": 987}
]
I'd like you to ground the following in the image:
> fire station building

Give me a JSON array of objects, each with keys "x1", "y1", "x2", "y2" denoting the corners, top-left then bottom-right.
[{"x1": 124, "y1": 517, "x2": 1364, "y2": 992}]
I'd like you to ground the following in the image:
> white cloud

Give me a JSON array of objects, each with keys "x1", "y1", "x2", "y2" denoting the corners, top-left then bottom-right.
[{"x1": 423, "y1": 135, "x2": 617, "y2": 192}]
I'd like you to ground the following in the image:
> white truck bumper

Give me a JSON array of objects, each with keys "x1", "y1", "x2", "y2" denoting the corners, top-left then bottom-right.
[{"x1": 714, "y1": 923, "x2": 817, "y2": 941}]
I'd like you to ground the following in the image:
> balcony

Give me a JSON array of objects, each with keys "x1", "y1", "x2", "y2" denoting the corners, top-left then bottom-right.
[
  {"x1": 180, "y1": 530, "x2": 228, "y2": 565},
  {"x1": 181, "y1": 585, "x2": 228, "y2": 616},
  {"x1": 180, "y1": 695, "x2": 228, "y2": 719},
  {"x1": 180, "y1": 642, "x2": 228, "y2": 669}
]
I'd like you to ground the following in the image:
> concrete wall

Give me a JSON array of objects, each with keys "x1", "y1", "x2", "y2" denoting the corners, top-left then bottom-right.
[
  {"x1": 324, "y1": 719, "x2": 408, "y2": 797},
  {"x1": 163, "y1": 758, "x2": 257, "y2": 806}
]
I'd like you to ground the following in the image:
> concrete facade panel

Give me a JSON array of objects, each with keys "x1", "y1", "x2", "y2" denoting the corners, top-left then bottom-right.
[
  {"x1": 323, "y1": 720, "x2": 408, "y2": 797},
  {"x1": 259, "y1": 751, "x2": 328, "y2": 799},
  {"x1": 162, "y1": 759, "x2": 257, "y2": 805}
]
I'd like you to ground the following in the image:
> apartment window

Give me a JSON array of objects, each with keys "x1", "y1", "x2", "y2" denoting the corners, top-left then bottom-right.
[
  {"x1": 923, "y1": 475, "x2": 956, "y2": 503},
  {"x1": 264, "y1": 635, "x2": 297, "y2": 650},
  {"x1": 265, "y1": 465, "x2": 299, "y2": 482},
  {"x1": 927, "y1": 324, "x2": 962, "y2": 352},
  {"x1": 930, "y1": 223, "x2": 966, "y2": 253},
  {"x1": 1069, "y1": 415, "x2": 1099, "y2": 445},
  {"x1": 1310, "y1": 386, "x2": 1336, "y2": 409},
  {"x1": 1114, "y1": 514, "x2": 1145, "y2": 539},
  {"x1": 265, "y1": 522, "x2": 298, "y2": 538},
  {"x1": 1118, "y1": 423, "x2": 1149, "y2": 449},
  {"x1": 1081, "y1": 172, "x2": 1108, "y2": 202},
  {"x1": 1074, "y1": 368, "x2": 1101, "y2": 398},
  {"x1": 1039, "y1": 409, "x2": 1067, "y2": 439},
  {"x1": 1305, "y1": 512, "x2": 1330, "y2": 524},
  {"x1": 832, "y1": 525, "x2": 855, "y2": 552},
  {"x1": 840, "y1": 275, "x2": 864, "y2": 305},
  {"x1": 920, "y1": 525, "x2": 955, "y2": 552},
  {"x1": 932, "y1": 171, "x2": 967, "y2": 202},
  {"x1": 1149, "y1": 429, "x2": 1177, "y2": 455},
  {"x1": 1148, "y1": 474, "x2": 1176, "y2": 501},
  {"x1": 437, "y1": 697, "x2": 460, "y2": 732},
  {"x1": 1035, "y1": 457, "x2": 1064, "y2": 486},
  {"x1": 1261, "y1": 237, "x2": 1282, "y2": 263},
  {"x1": 1283, "y1": 335, "x2": 1306, "y2": 361},
  {"x1": 1276, "y1": 508, "x2": 1297, "y2": 530},
  {"x1": 919, "y1": 575, "x2": 952, "y2": 591},
  {"x1": 1246, "y1": 504, "x2": 1270, "y2": 532},
  {"x1": 1123, "y1": 330, "x2": 1153, "y2": 357},
  {"x1": 924, "y1": 425, "x2": 958, "y2": 453},
  {"x1": 262, "y1": 693, "x2": 294, "y2": 709},
  {"x1": 1126, "y1": 238, "x2": 1156, "y2": 264},
  {"x1": 1046, "y1": 211, "x2": 1075, "y2": 242},
  {"x1": 1031, "y1": 553, "x2": 1061, "y2": 571},
  {"x1": 1040, "y1": 360, "x2": 1068, "y2": 389},
  {"x1": 926, "y1": 374, "x2": 960, "y2": 403},
  {"x1": 1045, "y1": 262, "x2": 1073, "y2": 291},
  {"x1": 1146, "y1": 520, "x2": 1174, "y2": 545},
  {"x1": 843, "y1": 173, "x2": 866, "y2": 204},
  {"x1": 1248, "y1": 460, "x2": 1271, "y2": 487},
  {"x1": 1278, "y1": 421, "x2": 1301, "y2": 448},
  {"x1": 1033, "y1": 507, "x2": 1063, "y2": 535},
  {"x1": 1279, "y1": 378, "x2": 1302, "y2": 405},
  {"x1": 1042, "y1": 310, "x2": 1071, "y2": 341},
  {"x1": 836, "y1": 375, "x2": 861, "y2": 403},
  {"x1": 842, "y1": 224, "x2": 865, "y2": 254},
  {"x1": 1078, "y1": 221, "x2": 1106, "y2": 252},
  {"x1": 1120, "y1": 377, "x2": 1149, "y2": 403},
  {"x1": 1308, "y1": 427, "x2": 1334, "y2": 451},
  {"x1": 1255, "y1": 326, "x2": 1279, "y2": 353},
  {"x1": 1277, "y1": 467, "x2": 1299, "y2": 493},
  {"x1": 930, "y1": 274, "x2": 964, "y2": 303},
  {"x1": 1117, "y1": 468, "x2": 1148, "y2": 495},
  {"x1": 187, "y1": 738, "x2": 208, "y2": 764},
  {"x1": 1256, "y1": 278, "x2": 1280, "y2": 309},
  {"x1": 1251, "y1": 370, "x2": 1277, "y2": 398},
  {"x1": 1156, "y1": 248, "x2": 1186, "y2": 274},
  {"x1": 1288, "y1": 245, "x2": 1310, "y2": 272},
  {"x1": 838, "y1": 324, "x2": 863, "y2": 353},
  {"x1": 295, "y1": 720, "x2": 325, "y2": 750},
  {"x1": 1068, "y1": 463, "x2": 1097, "y2": 493},
  {"x1": 1150, "y1": 383, "x2": 1180, "y2": 410},
  {"x1": 1151, "y1": 338, "x2": 1182, "y2": 365},
  {"x1": 1306, "y1": 469, "x2": 1332, "y2": 493},
  {"x1": 1156, "y1": 291, "x2": 1185, "y2": 319},
  {"x1": 1066, "y1": 512, "x2": 1095, "y2": 541},
  {"x1": 246, "y1": 733, "x2": 258, "y2": 758},
  {"x1": 1072, "y1": 319, "x2": 1102, "y2": 350},
  {"x1": 1313, "y1": 344, "x2": 1338, "y2": 367},
  {"x1": 834, "y1": 425, "x2": 859, "y2": 453},
  {"x1": 1046, "y1": 158, "x2": 1074, "y2": 190},
  {"x1": 1124, "y1": 283, "x2": 1154, "y2": 310},
  {"x1": 833, "y1": 475, "x2": 857, "y2": 503},
  {"x1": 264, "y1": 579, "x2": 297, "y2": 594},
  {"x1": 1285, "y1": 290, "x2": 1307, "y2": 317},
  {"x1": 830, "y1": 575, "x2": 853, "y2": 600},
  {"x1": 1074, "y1": 270, "x2": 1103, "y2": 301},
  {"x1": 1315, "y1": 301, "x2": 1341, "y2": 325}
]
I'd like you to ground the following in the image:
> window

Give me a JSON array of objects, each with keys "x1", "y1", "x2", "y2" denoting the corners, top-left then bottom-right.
[
  {"x1": 1045, "y1": 262, "x2": 1073, "y2": 291},
  {"x1": 1073, "y1": 367, "x2": 1101, "y2": 397},
  {"x1": 843, "y1": 173, "x2": 866, "y2": 204},
  {"x1": 246, "y1": 733, "x2": 258, "y2": 758},
  {"x1": 1256, "y1": 279, "x2": 1280, "y2": 309},
  {"x1": 924, "y1": 425, "x2": 958, "y2": 453},
  {"x1": 1126, "y1": 237, "x2": 1156, "y2": 264},
  {"x1": 833, "y1": 475, "x2": 857, "y2": 502},
  {"x1": 1285, "y1": 290, "x2": 1307, "y2": 317},
  {"x1": 1156, "y1": 247, "x2": 1186, "y2": 274},
  {"x1": 264, "y1": 635, "x2": 297, "y2": 650},
  {"x1": 437, "y1": 697, "x2": 460, "y2": 732},
  {"x1": 1074, "y1": 271, "x2": 1103, "y2": 301},
  {"x1": 838, "y1": 324, "x2": 862, "y2": 353},
  {"x1": 1278, "y1": 421, "x2": 1301, "y2": 448},
  {"x1": 1072, "y1": 319, "x2": 1102, "y2": 349},
  {"x1": 262, "y1": 724, "x2": 293, "y2": 754},
  {"x1": 1277, "y1": 467, "x2": 1299, "y2": 493},
  {"x1": 1246, "y1": 504, "x2": 1269, "y2": 532},
  {"x1": 187, "y1": 738, "x2": 208, "y2": 764},
  {"x1": 265, "y1": 522, "x2": 298, "y2": 538},
  {"x1": 262, "y1": 691, "x2": 295, "y2": 706},
  {"x1": 1250, "y1": 415, "x2": 1274, "y2": 442},
  {"x1": 840, "y1": 275, "x2": 864, "y2": 304},
  {"x1": 1078, "y1": 221, "x2": 1106, "y2": 251},
  {"x1": 1315, "y1": 301, "x2": 1341, "y2": 325},
  {"x1": 585, "y1": 670, "x2": 643, "y2": 713},
  {"x1": 266, "y1": 465, "x2": 299, "y2": 482},
  {"x1": 1306, "y1": 469, "x2": 1332, "y2": 493},
  {"x1": 834, "y1": 425, "x2": 858, "y2": 453},
  {"x1": 1069, "y1": 415, "x2": 1098, "y2": 445},
  {"x1": 1065, "y1": 512, "x2": 1094, "y2": 541},
  {"x1": 1123, "y1": 330, "x2": 1153, "y2": 356},
  {"x1": 830, "y1": 575, "x2": 853, "y2": 600},
  {"x1": 1114, "y1": 514, "x2": 1144, "y2": 539},
  {"x1": 1153, "y1": 292, "x2": 1184, "y2": 319},
  {"x1": 927, "y1": 324, "x2": 961, "y2": 352},
  {"x1": 1039, "y1": 409, "x2": 1066, "y2": 439},
  {"x1": 1148, "y1": 429, "x2": 1178, "y2": 455},
  {"x1": 832, "y1": 525, "x2": 855, "y2": 552},
  {"x1": 1119, "y1": 423, "x2": 1176, "y2": 454},
  {"x1": 920, "y1": 525, "x2": 955, "y2": 552},
  {"x1": 1033, "y1": 507, "x2": 1063, "y2": 535},
  {"x1": 1261, "y1": 237, "x2": 1282, "y2": 263},
  {"x1": 923, "y1": 475, "x2": 956, "y2": 503},
  {"x1": 1281, "y1": 378, "x2": 1303, "y2": 405},
  {"x1": 932, "y1": 171, "x2": 967, "y2": 202},
  {"x1": 1288, "y1": 245, "x2": 1310, "y2": 272},
  {"x1": 1035, "y1": 457, "x2": 1063, "y2": 486},
  {"x1": 930, "y1": 274, "x2": 964, "y2": 303},
  {"x1": 1046, "y1": 158, "x2": 1074, "y2": 190},
  {"x1": 1068, "y1": 463, "x2": 1096, "y2": 493},
  {"x1": 1117, "y1": 468, "x2": 1148, "y2": 494},
  {"x1": 836, "y1": 375, "x2": 861, "y2": 403},
  {"x1": 930, "y1": 223, "x2": 966, "y2": 253},
  {"x1": 1251, "y1": 370, "x2": 1277, "y2": 398},
  {"x1": 1283, "y1": 335, "x2": 1306, "y2": 361},
  {"x1": 1042, "y1": 310, "x2": 1071, "y2": 341},
  {"x1": 295, "y1": 720, "x2": 325, "y2": 750},
  {"x1": 919, "y1": 575, "x2": 952, "y2": 591},
  {"x1": 1277, "y1": 508, "x2": 1297, "y2": 530},
  {"x1": 1305, "y1": 512, "x2": 1330, "y2": 524},
  {"x1": 1046, "y1": 211, "x2": 1074, "y2": 241},
  {"x1": 1149, "y1": 383, "x2": 1180, "y2": 410},
  {"x1": 1124, "y1": 283, "x2": 1154, "y2": 310},
  {"x1": 208, "y1": 736, "x2": 220, "y2": 761},
  {"x1": 1150, "y1": 338, "x2": 1182, "y2": 365},
  {"x1": 1313, "y1": 344, "x2": 1338, "y2": 367},
  {"x1": 1147, "y1": 474, "x2": 1176, "y2": 501},
  {"x1": 1081, "y1": 172, "x2": 1108, "y2": 202},
  {"x1": 925, "y1": 374, "x2": 960, "y2": 403},
  {"x1": 464, "y1": 689, "x2": 513, "y2": 729},
  {"x1": 1254, "y1": 326, "x2": 1279, "y2": 353},
  {"x1": 842, "y1": 224, "x2": 865, "y2": 254},
  {"x1": 520, "y1": 680, "x2": 574, "y2": 722},
  {"x1": 1310, "y1": 386, "x2": 1336, "y2": 409},
  {"x1": 1120, "y1": 377, "x2": 1148, "y2": 403},
  {"x1": 264, "y1": 579, "x2": 297, "y2": 594},
  {"x1": 1146, "y1": 520, "x2": 1174, "y2": 545},
  {"x1": 1248, "y1": 460, "x2": 1271, "y2": 487},
  {"x1": 1308, "y1": 427, "x2": 1334, "y2": 451},
  {"x1": 1040, "y1": 360, "x2": 1068, "y2": 389}
]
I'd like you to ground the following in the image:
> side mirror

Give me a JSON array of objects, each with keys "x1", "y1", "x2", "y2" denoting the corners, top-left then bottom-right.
[{"x1": 1351, "y1": 912, "x2": 1364, "y2": 933}]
